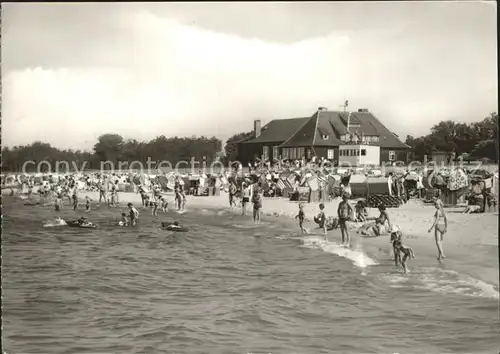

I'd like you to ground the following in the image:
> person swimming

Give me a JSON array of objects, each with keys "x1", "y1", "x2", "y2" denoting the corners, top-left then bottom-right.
[
  {"x1": 43, "y1": 216, "x2": 67, "y2": 227},
  {"x1": 161, "y1": 221, "x2": 188, "y2": 232}
]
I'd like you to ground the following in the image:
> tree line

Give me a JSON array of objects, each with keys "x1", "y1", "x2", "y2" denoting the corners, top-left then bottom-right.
[
  {"x1": 1, "y1": 134, "x2": 223, "y2": 172},
  {"x1": 404, "y1": 112, "x2": 498, "y2": 162}
]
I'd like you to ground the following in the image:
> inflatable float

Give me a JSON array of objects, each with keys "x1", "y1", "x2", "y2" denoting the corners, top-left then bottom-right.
[
  {"x1": 67, "y1": 220, "x2": 97, "y2": 229},
  {"x1": 161, "y1": 221, "x2": 189, "y2": 232}
]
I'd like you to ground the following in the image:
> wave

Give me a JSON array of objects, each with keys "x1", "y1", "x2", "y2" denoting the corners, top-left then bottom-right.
[
  {"x1": 300, "y1": 236, "x2": 378, "y2": 269},
  {"x1": 380, "y1": 267, "x2": 499, "y2": 300}
]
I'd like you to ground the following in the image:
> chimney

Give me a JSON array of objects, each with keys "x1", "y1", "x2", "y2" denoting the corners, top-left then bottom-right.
[
  {"x1": 318, "y1": 107, "x2": 328, "y2": 112},
  {"x1": 358, "y1": 108, "x2": 369, "y2": 113},
  {"x1": 254, "y1": 119, "x2": 261, "y2": 138}
]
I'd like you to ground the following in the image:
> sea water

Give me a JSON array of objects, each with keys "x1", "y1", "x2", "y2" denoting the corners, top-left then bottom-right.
[{"x1": 2, "y1": 197, "x2": 499, "y2": 354}]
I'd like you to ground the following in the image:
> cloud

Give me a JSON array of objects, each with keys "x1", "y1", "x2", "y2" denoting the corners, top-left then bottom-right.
[
  {"x1": 2, "y1": 4, "x2": 497, "y2": 150},
  {"x1": 2, "y1": 10, "x2": 352, "y2": 149}
]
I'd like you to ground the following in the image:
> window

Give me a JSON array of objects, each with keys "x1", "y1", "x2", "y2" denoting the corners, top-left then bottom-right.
[
  {"x1": 356, "y1": 149, "x2": 360, "y2": 156},
  {"x1": 322, "y1": 134, "x2": 329, "y2": 140},
  {"x1": 327, "y1": 149, "x2": 334, "y2": 159},
  {"x1": 290, "y1": 148, "x2": 296, "y2": 159},
  {"x1": 361, "y1": 149, "x2": 366, "y2": 156},
  {"x1": 388, "y1": 150, "x2": 396, "y2": 161},
  {"x1": 306, "y1": 148, "x2": 312, "y2": 159},
  {"x1": 273, "y1": 146, "x2": 279, "y2": 160},
  {"x1": 350, "y1": 149, "x2": 355, "y2": 156},
  {"x1": 263, "y1": 146, "x2": 269, "y2": 160},
  {"x1": 298, "y1": 147, "x2": 305, "y2": 158},
  {"x1": 282, "y1": 148, "x2": 289, "y2": 159}
]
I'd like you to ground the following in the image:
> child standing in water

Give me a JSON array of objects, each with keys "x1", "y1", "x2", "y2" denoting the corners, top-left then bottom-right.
[
  {"x1": 118, "y1": 213, "x2": 129, "y2": 226},
  {"x1": 85, "y1": 196, "x2": 92, "y2": 212},
  {"x1": 72, "y1": 190, "x2": 78, "y2": 211},
  {"x1": 295, "y1": 203, "x2": 307, "y2": 234},
  {"x1": 54, "y1": 194, "x2": 63, "y2": 212},
  {"x1": 252, "y1": 183, "x2": 263, "y2": 224},
  {"x1": 128, "y1": 203, "x2": 140, "y2": 226},
  {"x1": 337, "y1": 194, "x2": 353, "y2": 247},
  {"x1": 428, "y1": 198, "x2": 447, "y2": 261},
  {"x1": 390, "y1": 227, "x2": 415, "y2": 273},
  {"x1": 316, "y1": 203, "x2": 328, "y2": 239}
]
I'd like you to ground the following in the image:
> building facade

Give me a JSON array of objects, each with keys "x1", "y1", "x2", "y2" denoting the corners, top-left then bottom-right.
[{"x1": 237, "y1": 107, "x2": 410, "y2": 166}]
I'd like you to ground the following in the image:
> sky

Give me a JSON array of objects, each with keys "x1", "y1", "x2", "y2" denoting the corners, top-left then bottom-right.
[{"x1": 2, "y1": 1, "x2": 497, "y2": 150}]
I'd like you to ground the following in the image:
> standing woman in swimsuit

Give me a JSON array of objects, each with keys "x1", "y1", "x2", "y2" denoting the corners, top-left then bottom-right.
[{"x1": 428, "y1": 198, "x2": 447, "y2": 260}]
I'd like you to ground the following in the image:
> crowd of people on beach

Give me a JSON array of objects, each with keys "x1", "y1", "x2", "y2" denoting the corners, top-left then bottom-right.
[{"x1": 4, "y1": 161, "x2": 497, "y2": 274}]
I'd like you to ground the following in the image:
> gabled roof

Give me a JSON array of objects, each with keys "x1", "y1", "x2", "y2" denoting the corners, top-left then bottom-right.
[
  {"x1": 353, "y1": 112, "x2": 409, "y2": 149},
  {"x1": 242, "y1": 109, "x2": 409, "y2": 149},
  {"x1": 280, "y1": 112, "x2": 319, "y2": 147},
  {"x1": 241, "y1": 117, "x2": 309, "y2": 144}
]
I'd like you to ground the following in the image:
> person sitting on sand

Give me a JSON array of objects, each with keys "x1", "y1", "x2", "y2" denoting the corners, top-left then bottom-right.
[
  {"x1": 463, "y1": 204, "x2": 481, "y2": 214},
  {"x1": 295, "y1": 203, "x2": 307, "y2": 234},
  {"x1": 390, "y1": 227, "x2": 415, "y2": 273},
  {"x1": 338, "y1": 194, "x2": 354, "y2": 247},
  {"x1": 371, "y1": 203, "x2": 392, "y2": 236},
  {"x1": 354, "y1": 200, "x2": 368, "y2": 222},
  {"x1": 428, "y1": 198, "x2": 447, "y2": 261}
]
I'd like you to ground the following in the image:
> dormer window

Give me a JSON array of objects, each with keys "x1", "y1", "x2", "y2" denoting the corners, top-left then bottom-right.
[{"x1": 322, "y1": 134, "x2": 329, "y2": 140}]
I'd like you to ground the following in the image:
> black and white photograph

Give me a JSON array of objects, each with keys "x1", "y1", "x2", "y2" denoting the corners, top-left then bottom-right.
[{"x1": 1, "y1": 2, "x2": 498, "y2": 353}]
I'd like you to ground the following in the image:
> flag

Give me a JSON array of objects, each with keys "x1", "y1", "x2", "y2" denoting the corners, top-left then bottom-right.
[{"x1": 345, "y1": 100, "x2": 349, "y2": 107}]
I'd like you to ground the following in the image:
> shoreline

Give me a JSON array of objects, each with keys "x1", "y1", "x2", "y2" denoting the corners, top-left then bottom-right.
[{"x1": 74, "y1": 190, "x2": 499, "y2": 287}]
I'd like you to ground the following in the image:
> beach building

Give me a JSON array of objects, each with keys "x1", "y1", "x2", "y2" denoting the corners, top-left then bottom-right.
[{"x1": 237, "y1": 107, "x2": 410, "y2": 166}]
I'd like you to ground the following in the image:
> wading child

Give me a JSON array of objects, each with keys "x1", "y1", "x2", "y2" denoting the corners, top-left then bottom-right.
[
  {"x1": 118, "y1": 212, "x2": 129, "y2": 226},
  {"x1": 128, "y1": 203, "x2": 140, "y2": 226},
  {"x1": 159, "y1": 196, "x2": 169, "y2": 212},
  {"x1": 252, "y1": 183, "x2": 263, "y2": 224},
  {"x1": 295, "y1": 203, "x2": 307, "y2": 234},
  {"x1": 337, "y1": 194, "x2": 354, "y2": 247},
  {"x1": 85, "y1": 196, "x2": 92, "y2": 212},
  {"x1": 72, "y1": 191, "x2": 78, "y2": 211},
  {"x1": 390, "y1": 227, "x2": 415, "y2": 273},
  {"x1": 315, "y1": 203, "x2": 328, "y2": 239},
  {"x1": 54, "y1": 194, "x2": 63, "y2": 212}
]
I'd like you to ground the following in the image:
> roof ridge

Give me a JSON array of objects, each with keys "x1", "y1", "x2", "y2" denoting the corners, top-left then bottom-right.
[{"x1": 280, "y1": 113, "x2": 315, "y2": 146}]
